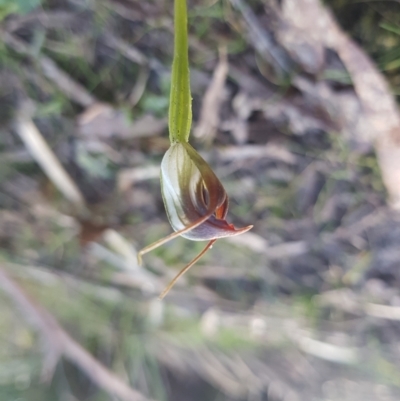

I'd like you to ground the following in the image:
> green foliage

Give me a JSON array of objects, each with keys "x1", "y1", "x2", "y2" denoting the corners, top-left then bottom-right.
[
  {"x1": 0, "y1": 0, "x2": 41, "y2": 19},
  {"x1": 380, "y1": 22, "x2": 400, "y2": 36}
]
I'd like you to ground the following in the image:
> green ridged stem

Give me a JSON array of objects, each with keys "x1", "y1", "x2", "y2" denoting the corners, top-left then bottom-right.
[{"x1": 169, "y1": 0, "x2": 192, "y2": 143}]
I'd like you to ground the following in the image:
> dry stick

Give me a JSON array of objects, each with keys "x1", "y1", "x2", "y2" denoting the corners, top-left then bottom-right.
[
  {"x1": 129, "y1": 66, "x2": 150, "y2": 107},
  {"x1": 103, "y1": 33, "x2": 148, "y2": 66},
  {"x1": 118, "y1": 166, "x2": 160, "y2": 192},
  {"x1": 334, "y1": 33, "x2": 400, "y2": 210},
  {"x1": 0, "y1": 266, "x2": 153, "y2": 401},
  {"x1": 102, "y1": 31, "x2": 165, "y2": 73},
  {"x1": 295, "y1": 336, "x2": 358, "y2": 365},
  {"x1": 229, "y1": 0, "x2": 292, "y2": 75},
  {"x1": 15, "y1": 117, "x2": 86, "y2": 207},
  {"x1": 365, "y1": 303, "x2": 400, "y2": 321},
  {"x1": 194, "y1": 48, "x2": 228, "y2": 142}
]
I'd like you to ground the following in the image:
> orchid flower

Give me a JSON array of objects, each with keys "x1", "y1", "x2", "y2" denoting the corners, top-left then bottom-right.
[{"x1": 138, "y1": 0, "x2": 253, "y2": 299}]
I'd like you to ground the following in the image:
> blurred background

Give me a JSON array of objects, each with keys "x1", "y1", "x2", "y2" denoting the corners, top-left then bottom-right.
[{"x1": 1, "y1": 0, "x2": 400, "y2": 400}]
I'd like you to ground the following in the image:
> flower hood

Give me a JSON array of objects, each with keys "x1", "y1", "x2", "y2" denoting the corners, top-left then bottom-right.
[{"x1": 161, "y1": 142, "x2": 252, "y2": 241}]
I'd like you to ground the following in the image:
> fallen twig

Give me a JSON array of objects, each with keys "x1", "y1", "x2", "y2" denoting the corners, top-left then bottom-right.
[
  {"x1": 15, "y1": 115, "x2": 86, "y2": 207},
  {"x1": 316, "y1": 288, "x2": 400, "y2": 323},
  {"x1": 229, "y1": 0, "x2": 292, "y2": 75},
  {"x1": 77, "y1": 104, "x2": 167, "y2": 140},
  {"x1": 227, "y1": 232, "x2": 309, "y2": 260},
  {"x1": 216, "y1": 144, "x2": 296, "y2": 164},
  {"x1": 118, "y1": 165, "x2": 160, "y2": 193},
  {"x1": 102, "y1": 33, "x2": 148, "y2": 66},
  {"x1": 296, "y1": 336, "x2": 358, "y2": 365},
  {"x1": 365, "y1": 303, "x2": 400, "y2": 321},
  {"x1": 129, "y1": 66, "x2": 150, "y2": 107},
  {"x1": 194, "y1": 48, "x2": 229, "y2": 142}
]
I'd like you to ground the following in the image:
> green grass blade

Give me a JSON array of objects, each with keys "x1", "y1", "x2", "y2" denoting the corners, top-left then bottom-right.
[{"x1": 380, "y1": 22, "x2": 400, "y2": 36}]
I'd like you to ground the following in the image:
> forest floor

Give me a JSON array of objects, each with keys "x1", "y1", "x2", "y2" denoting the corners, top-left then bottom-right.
[{"x1": 1, "y1": 0, "x2": 400, "y2": 400}]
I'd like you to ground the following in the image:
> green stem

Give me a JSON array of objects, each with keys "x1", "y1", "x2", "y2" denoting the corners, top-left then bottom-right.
[{"x1": 169, "y1": 0, "x2": 192, "y2": 143}]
